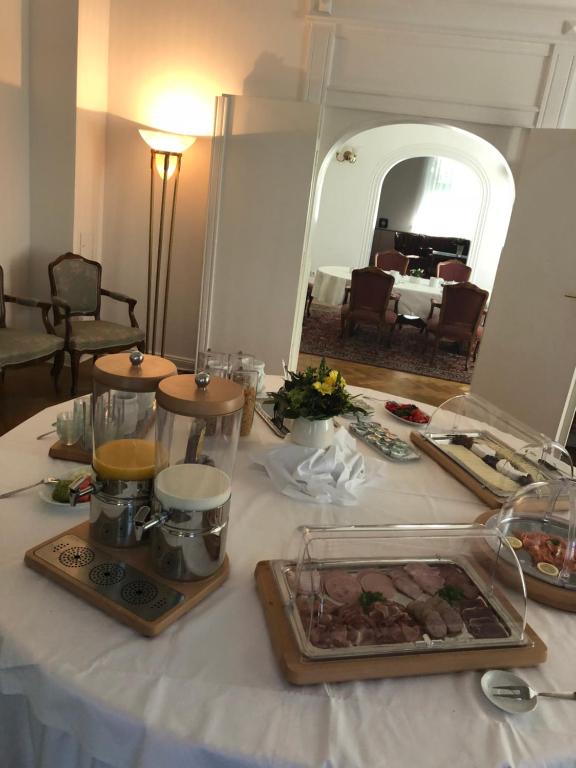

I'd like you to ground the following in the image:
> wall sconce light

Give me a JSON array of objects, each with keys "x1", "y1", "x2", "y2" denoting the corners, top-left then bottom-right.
[
  {"x1": 336, "y1": 149, "x2": 357, "y2": 164},
  {"x1": 138, "y1": 128, "x2": 196, "y2": 356}
]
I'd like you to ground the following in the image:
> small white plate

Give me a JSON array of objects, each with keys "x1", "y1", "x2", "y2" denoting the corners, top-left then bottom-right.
[
  {"x1": 384, "y1": 403, "x2": 430, "y2": 429},
  {"x1": 481, "y1": 670, "x2": 537, "y2": 714},
  {"x1": 38, "y1": 466, "x2": 91, "y2": 508}
]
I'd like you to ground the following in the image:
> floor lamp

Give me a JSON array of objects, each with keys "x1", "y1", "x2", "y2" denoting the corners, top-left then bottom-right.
[{"x1": 138, "y1": 129, "x2": 196, "y2": 356}]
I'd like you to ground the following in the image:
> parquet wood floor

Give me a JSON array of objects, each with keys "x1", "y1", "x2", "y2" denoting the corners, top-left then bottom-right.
[
  {"x1": 0, "y1": 361, "x2": 92, "y2": 437},
  {"x1": 298, "y1": 353, "x2": 469, "y2": 407}
]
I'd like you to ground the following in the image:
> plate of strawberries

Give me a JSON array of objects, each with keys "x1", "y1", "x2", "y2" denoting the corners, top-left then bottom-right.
[{"x1": 384, "y1": 401, "x2": 430, "y2": 427}]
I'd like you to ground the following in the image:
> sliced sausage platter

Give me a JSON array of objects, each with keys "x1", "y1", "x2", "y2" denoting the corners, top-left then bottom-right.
[{"x1": 275, "y1": 558, "x2": 525, "y2": 661}]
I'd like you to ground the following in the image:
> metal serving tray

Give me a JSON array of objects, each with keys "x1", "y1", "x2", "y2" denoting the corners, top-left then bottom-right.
[
  {"x1": 272, "y1": 557, "x2": 529, "y2": 661},
  {"x1": 423, "y1": 431, "x2": 557, "y2": 498}
]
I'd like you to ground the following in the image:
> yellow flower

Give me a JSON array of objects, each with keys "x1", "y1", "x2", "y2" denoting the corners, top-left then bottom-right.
[
  {"x1": 313, "y1": 380, "x2": 334, "y2": 395},
  {"x1": 327, "y1": 369, "x2": 345, "y2": 387},
  {"x1": 312, "y1": 369, "x2": 344, "y2": 396}
]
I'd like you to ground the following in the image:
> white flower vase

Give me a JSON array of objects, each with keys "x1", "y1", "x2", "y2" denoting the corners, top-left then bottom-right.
[{"x1": 291, "y1": 417, "x2": 334, "y2": 449}]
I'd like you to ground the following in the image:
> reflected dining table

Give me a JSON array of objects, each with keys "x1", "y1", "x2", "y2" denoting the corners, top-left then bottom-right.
[
  {"x1": 312, "y1": 265, "x2": 444, "y2": 319},
  {"x1": 1, "y1": 379, "x2": 575, "y2": 768}
]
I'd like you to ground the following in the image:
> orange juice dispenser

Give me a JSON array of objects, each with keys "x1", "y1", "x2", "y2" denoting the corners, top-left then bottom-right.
[{"x1": 79, "y1": 351, "x2": 177, "y2": 547}]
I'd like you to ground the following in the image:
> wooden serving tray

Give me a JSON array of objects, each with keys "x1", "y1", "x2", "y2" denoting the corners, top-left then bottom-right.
[
  {"x1": 25, "y1": 521, "x2": 229, "y2": 636},
  {"x1": 49, "y1": 439, "x2": 92, "y2": 464},
  {"x1": 410, "y1": 431, "x2": 504, "y2": 508},
  {"x1": 476, "y1": 509, "x2": 576, "y2": 613},
  {"x1": 254, "y1": 560, "x2": 547, "y2": 686}
]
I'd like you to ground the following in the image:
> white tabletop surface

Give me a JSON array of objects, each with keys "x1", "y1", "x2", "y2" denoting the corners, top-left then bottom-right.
[{"x1": 1, "y1": 379, "x2": 575, "y2": 768}]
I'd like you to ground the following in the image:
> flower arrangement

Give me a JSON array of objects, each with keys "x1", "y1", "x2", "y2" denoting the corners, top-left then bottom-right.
[
  {"x1": 271, "y1": 358, "x2": 366, "y2": 421},
  {"x1": 410, "y1": 268, "x2": 426, "y2": 278}
]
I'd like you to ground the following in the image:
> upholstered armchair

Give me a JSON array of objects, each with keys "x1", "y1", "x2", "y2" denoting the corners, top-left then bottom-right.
[
  {"x1": 0, "y1": 265, "x2": 64, "y2": 379},
  {"x1": 49, "y1": 253, "x2": 145, "y2": 395},
  {"x1": 424, "y1": 282, "x2": 488, "y2": 370},
  {"x1": 436, "y1": 260, "x2": 472, "y2": 282},
  {"x1": 341, "y1": 267, "x2": 398, "y2": 346}
]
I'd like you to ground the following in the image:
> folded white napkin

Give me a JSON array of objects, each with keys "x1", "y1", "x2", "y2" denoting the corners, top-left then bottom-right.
[{"x1": 252, "y1": 428, "x2": 367, "y2": 505}]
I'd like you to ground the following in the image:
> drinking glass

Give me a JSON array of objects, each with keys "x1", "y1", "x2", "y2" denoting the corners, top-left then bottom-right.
[
  {"x1": 229, "y1": 351, "x2": 254, "y2": 373},
  {"x1": 73, "y1": 395, "x2": 92, "y2": 451},
  {"x1": 56, "y1": 411, "x2": 82, "y2": 446},
  {"x1": 197, "y1": 349, "x2": 230, "y2": 377}
]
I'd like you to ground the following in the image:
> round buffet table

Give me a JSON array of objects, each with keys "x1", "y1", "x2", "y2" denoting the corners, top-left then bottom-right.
[{"x1": 0, "y1": 378, "x2": 574, "y2": 768}]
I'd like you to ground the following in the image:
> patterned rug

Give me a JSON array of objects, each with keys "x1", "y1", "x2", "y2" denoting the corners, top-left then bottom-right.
[{"x1": 300, "y1": 304, "x2": 473, "y2": 384}]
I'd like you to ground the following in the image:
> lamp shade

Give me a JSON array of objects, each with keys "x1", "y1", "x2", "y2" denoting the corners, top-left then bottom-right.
[{"x1": 138, "y1": 129, "x2": 196, "y2": 154}]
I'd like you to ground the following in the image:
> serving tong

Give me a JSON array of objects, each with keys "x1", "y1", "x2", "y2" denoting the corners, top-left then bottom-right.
[{"x1": 492, "y1": 684, "x2": 576, "y2": 702}]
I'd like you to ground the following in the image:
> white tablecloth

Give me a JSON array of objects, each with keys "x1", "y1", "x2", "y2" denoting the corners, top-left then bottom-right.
[
  {"x1": 312, "y1": 266, "x2": 443, "y2": 317},
  {"x1": 1, "y1": 379, "x2": 575, "y2": 768},
  {"x1": 396, "y1": 279, "x2": 443, "y2": 319},
  {"x1": 312, "y1": 266, "x2": 351, "y2": 305}
]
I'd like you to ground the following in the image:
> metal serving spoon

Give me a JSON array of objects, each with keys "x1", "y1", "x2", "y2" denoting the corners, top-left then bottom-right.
[
  {"x1": 481, "y1": 670, "x2": 575, "y2": 714},
  {"x1": 0, "y1": 478, "x2": 59, "y2": 499}
]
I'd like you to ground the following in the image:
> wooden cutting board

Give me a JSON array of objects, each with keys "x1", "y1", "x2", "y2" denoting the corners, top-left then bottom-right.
[
  {"x1": 25, "y1": 521, "x2": 229, "y2": 636},
  {"x1": 255, "y1": 560, "x2": 547, "y2": 686}
]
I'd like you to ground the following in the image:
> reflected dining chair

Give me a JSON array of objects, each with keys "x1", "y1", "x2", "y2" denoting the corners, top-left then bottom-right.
[
  {"x1": 424, "y1": 282, "x2": 488, "y2": 370},
  {"x1": 341, "y1": 267, "x2": 398, "y2": 346},
  {"x1": 436, "y1": 260, "x2": 472, "y2": 282},
  {"x1": 49, "y1": 252, "x2": 145, "y2": 395},
  {"x1": 375, "y1": 250, "x2": 410, "y2": 275},
  {"x1": 0, "y1": 265, "x2": 64, "y2": 382}
]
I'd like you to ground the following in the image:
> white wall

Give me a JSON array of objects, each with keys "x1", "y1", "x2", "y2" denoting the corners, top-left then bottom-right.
[
  {"x1": 377, "y1": 158, "x2": 428, "y2": 233},
  {"x1": 74, "y1": 0, "x2": 110, "y2": 263},
  {"x1": 29, "y1": 0, "x2": 78, "y2": 303},
  {"x1": 102, "y1": 0, "x2": 308, "y2": 364},
  {"x1": 308, "y1": 121, "x2": 515, "y2": 291},
  {"x1": 472, "y1": 129, "x2": 576, "y2": 439},
  {"x1": 0, "y1": 0, "x2": 30, "y2": 325}
]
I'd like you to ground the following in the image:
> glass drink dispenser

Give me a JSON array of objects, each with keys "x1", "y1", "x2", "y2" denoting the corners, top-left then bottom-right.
[
  {"x1": 77, "y1": 350, "x2": 177, "y2": 547},
  {"x1": 133, "y1": 372, "x2": 244, "y2": 581},
  {"x1": 155, "y1": 372, "x2": 245, "y2": 478}
]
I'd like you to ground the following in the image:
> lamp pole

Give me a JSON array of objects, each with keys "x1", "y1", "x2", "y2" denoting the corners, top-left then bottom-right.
[{"x1": 139, "y1": 129, "x2": 195, "y2": 356}]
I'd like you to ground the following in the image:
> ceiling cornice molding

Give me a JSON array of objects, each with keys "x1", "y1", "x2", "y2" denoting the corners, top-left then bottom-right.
[{"x1": 305, "y1": 13, "x2": 576, "y2": 46}]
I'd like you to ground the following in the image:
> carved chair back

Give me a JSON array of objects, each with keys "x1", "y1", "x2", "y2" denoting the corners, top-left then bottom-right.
[
  {"x1": 375, "y1": 250, "x2": 409, "y2": 275},
  {"x1": 349, "y1": 267, "x2": 395, "y2": 319},
  {"x1": 49, "y1": 253, "x2": 102, "y2": 324}
]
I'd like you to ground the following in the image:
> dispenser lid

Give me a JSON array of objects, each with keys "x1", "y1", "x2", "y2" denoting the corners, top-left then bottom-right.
[
  {"x1": 157, "y1": 372, "x2": 244, "y2": 417},
  {"x1": 93, "y1": 351, "x2": 177, "y2": 393},
  {"x1": 155, "y1": 464, "x2": 231, "y2": 512}
]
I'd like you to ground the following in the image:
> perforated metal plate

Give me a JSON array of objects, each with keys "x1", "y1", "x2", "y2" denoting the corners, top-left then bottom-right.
[{"x1": 34, "y1": 534, "x2": 185, "y2": 621}]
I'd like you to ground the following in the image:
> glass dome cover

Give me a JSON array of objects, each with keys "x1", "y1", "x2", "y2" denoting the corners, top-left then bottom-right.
[
  {"x1": 490, "y1": 478, "x2": 576, "y2": 590},
  {"x1": 421, "y1": 393, "x2": 573, "y2": 500},
  {"x1": 273, "y1": 523, "x2": 530, "y2": 660}
]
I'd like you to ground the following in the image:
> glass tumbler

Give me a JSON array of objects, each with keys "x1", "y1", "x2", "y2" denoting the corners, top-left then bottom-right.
[
  {"x1": 56, "y1": 411, "x2": 81, "y2": 446},
  {"x1": 73, "y1": 395, "x2": 93, "y2": 451}
]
